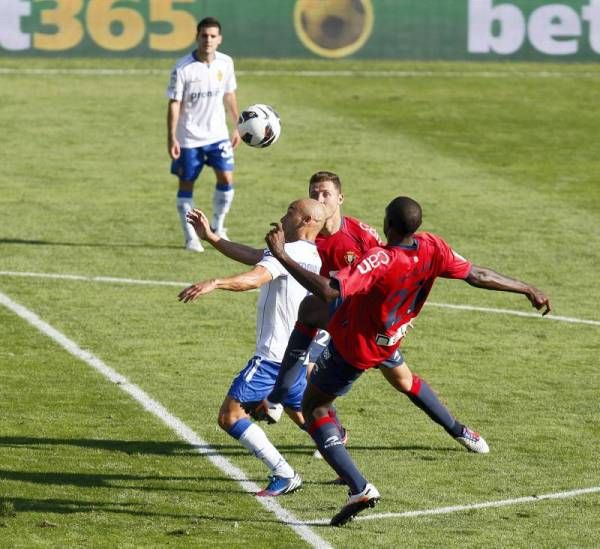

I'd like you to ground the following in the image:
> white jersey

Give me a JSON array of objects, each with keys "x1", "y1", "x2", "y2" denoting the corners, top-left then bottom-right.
[
  {"x1": 254, "y1": 240, "x2": 322, "y2": 362},
  {"x1": 166, "y1": 51, "x2": 237, "y2": 148}
]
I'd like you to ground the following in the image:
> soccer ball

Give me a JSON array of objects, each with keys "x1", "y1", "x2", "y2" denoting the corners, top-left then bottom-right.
[{"x1": 237, "y1": 104, "x2": 281, "y2": 148}]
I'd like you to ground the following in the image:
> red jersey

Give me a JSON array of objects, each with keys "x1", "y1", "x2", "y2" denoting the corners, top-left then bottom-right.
[
  {"x1": 329, "y1": 232, "x2": 472, "y2": 370},
  {"x1": 315, "y1": 216, "x2": 382, "y2": 277}
]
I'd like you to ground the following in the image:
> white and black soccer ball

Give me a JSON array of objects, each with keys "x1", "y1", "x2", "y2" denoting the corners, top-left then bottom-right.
[{"x1": 237, "y1": 104, "x2": 281, "y2": 148}]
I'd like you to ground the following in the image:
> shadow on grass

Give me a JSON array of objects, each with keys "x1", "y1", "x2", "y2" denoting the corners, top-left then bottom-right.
[
  {"x1": 0, "y1": 469, "x2": 259, "y2": 496},
  {"x1": 0, "y1": 436, "x2": 311, "y2": 457},
  {"x1": 0, "y1": 436, "x2": 458, "y2": 458},
  {"x1": 4, "y1": 496, "x2": 285, "y2": 523},
  {"x1": 0, "y1": 238, "x2": 179, "y2": 250},
  {"x1": 0, "y1": 436, "x2": 196, "y2": 455},
  {"x1": 0, "y1": 467, "x2": 360, "y2": 501}
]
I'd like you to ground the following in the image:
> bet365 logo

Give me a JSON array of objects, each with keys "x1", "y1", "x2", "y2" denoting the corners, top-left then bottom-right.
[
  {"x1": 0, "y1": 0, "x2": 196, "y2": 52},
  {"x1": 469, "y1": 0, "x2": 600, "y2": 55}
]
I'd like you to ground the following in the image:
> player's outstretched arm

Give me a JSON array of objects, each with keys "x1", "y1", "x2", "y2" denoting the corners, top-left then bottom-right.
[
  {"x1": 178, "y1": 265, "x2": 272, "y2": 303},
  {"x1": 465, "y1": 265, "x2": 551, "y2": 315},
  {"x1": 186, "y1": 209, "x2": 263, "y2": 266},
  {"x1": 265, "y1": 223, "x2": 339, "y2": 302},
  {"x1": 178, "y1": 279, "x2": 218, "y2": 302}
]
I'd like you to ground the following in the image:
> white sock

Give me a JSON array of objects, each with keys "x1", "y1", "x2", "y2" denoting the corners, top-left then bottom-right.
[
  {"x1": 176, "y1": 197, "x2": 198, "y2": 243},
  {"x1": 238, "y1": 423, "x2": 294, "y2": 478},
  {"x1": 211, "y1": 186, "x2": 235, "y2": 233}
]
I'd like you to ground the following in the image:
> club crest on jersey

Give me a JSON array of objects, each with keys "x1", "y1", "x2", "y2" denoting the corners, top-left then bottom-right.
[
  {"x1": 217, "y1": 70, "x2": 223, "y2": 81},
  {"x1": 344, "y1": 251, "x2": 356, "y2": 265}
]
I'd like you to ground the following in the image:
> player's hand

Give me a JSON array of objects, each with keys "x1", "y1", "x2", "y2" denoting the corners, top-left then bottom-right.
[
  {"x1": 178, "y1": 280, "x2": 217, "y2": 302},
  {"x1": 251, "y1": 399, "x2": 284, "y2": 424},
  {"x1": 168, "y1": 138, "x2": 181, "y2": 160},
  {"x1": 527, "y1": 287, "x2": 552, "y2": 316},
  {"x1": 186, "y1": 209, "x2": 215, "y2": 242},
  {"x1": 266, "y1": 223, "x2": 286, "y2": 258},
  {"x1": 230, "y1": 128, "x2": 241, "y2": 149}
]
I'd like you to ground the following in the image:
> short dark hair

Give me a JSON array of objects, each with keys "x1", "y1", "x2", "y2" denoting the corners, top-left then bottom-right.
[
  {"x1": 197, "y1": 17, "x2": 222, "y2": 34},
  {"x1": 386, "y1": 196, "x2": 422, "y2": 235},
  {"x1": 308, "y1": 171, "x2": 342, "y2": 192}
]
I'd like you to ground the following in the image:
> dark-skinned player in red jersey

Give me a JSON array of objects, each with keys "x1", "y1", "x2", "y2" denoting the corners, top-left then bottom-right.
[
  {"x1": 265, "y1": 196, "x2": 551, "y2": 526},
  {"x1": 255, "y1": 172, "x2": 490, "y2": 455}
]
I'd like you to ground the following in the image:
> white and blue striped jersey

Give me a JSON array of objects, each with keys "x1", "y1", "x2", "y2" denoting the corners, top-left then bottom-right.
[
  {"x1": 254, "y1": 240, "x2": 321, "y2": 363},
  {"x1": 166, "y1": 50, "x2": 237, "y2": 147}
]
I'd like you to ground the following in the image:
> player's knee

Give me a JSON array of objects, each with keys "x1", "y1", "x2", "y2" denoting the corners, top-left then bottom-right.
[
  {"x1": 302, "y1": 402, "x2": 327, "y2": 425},
  {"x1": 301, "y1": 401, "x2": 315, "y2": 422},
  {"x1": 397, "y1": 378, "x2": 412, "y2": 393},
  {"x1": 215, "y1": 170, "x2": 234, "y2": 184},
  {"x1": 382, "y1": 364, "x2": 413, "y2": 393},
  {"x1": 179, "y1": 180, "x2": 195, "y2": 192},
  {"x1": 287, "y1": 409, "x2": 305, "y2": 428},
  {"x1": 217, "y1": 411, "x2": 233, "y2": 431}
]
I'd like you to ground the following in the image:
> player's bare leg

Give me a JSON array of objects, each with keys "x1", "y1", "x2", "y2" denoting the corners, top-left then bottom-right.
[{"x1": 283, "y1": 408, "x2": 305, "y2": 428}]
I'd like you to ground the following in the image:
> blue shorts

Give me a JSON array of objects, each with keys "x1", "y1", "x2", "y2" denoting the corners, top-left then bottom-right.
[
  {"x1": 171, "y1": 139, "x2": 234, "y2": 182},
  {"x1": 228, "y1": 356, "x2": 307, "y2": 411},
  {"x1": 378, "y1": 348, "x2": 405, "y2": 369},
  {"x1": 310, "y1": 342, "x2": 364, "y2": 397}
]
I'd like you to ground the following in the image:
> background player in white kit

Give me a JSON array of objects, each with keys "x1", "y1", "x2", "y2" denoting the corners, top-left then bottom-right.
[
  {"x1": 178, "y1": 199, "x2": 325, "y2": 496},
  {"x1": 167, "y1": 17, "x2": 241, "y2": 252}
]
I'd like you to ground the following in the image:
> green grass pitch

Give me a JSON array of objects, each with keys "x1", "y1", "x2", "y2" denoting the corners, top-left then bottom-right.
[{"x1": 0, "y1": 57, "x2": 599, "y2": 547}]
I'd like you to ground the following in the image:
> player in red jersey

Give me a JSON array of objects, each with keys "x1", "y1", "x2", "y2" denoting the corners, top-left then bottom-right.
[
  {"x1": 265, "y1": 196, "x2": 551, "y2": 526},
  {"x1": 259, "y1": 172, "x2": 490, "y2": 456}
]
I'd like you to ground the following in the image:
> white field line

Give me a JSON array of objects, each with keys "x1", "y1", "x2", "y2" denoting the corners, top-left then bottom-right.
[
  {"x1": 2, "y1": 286, "x2": 599, "y2": 533},
  {"x1": 0, "y1": 290, "x2": 332, "y2": 549},
  {"x1": 306, "y1": 486, "x2": 600, "y2": 525},
  {"x1": 1, "y1": 67, "x2": 599, "y2": 78},
  {"x1": 0, "y1": 270, "x2": 186, "y2": 287},
  {"x1": 1, "y1": 270, "x2": 599, "y2": 327},
  {"x1": 425, "y1": 302, "x2": 600, "y2": 326}
]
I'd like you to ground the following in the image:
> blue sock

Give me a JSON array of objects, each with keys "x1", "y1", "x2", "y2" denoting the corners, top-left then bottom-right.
[
  {"x1": 215, "y1": 182, "x2": 233, "y2": 192},
  {"x1": 308, "y1": 415, "x2": 366, "y2": 494},
  {"x1": 228, "y1": 417, "x2": 252, "y2": 439}
]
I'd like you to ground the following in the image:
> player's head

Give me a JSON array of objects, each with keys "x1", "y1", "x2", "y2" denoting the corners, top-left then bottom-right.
[
  {"x1": 280, "y1": 198, "x2": 326, "y2": 242},
  {"x1": 196, "y1": 17, "x2": 223, "y2": 54},
  {"x1": 197, "y1": 17, "x2": 222, "y2": 34},
  {"x1": 308, "y1": 171, "x2": 344, "y2": 220},
  {"x1": 384, "y1": 197, "x2": 422, "y2": 239}
]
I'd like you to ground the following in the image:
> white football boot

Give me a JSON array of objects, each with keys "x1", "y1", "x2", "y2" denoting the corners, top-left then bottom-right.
[
  {"x1": 330, "y1": 483, "x2": 380, "y2": 526},
  {"x1": 455, "y1": 426, "x2": 490, "y2": 454}
]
